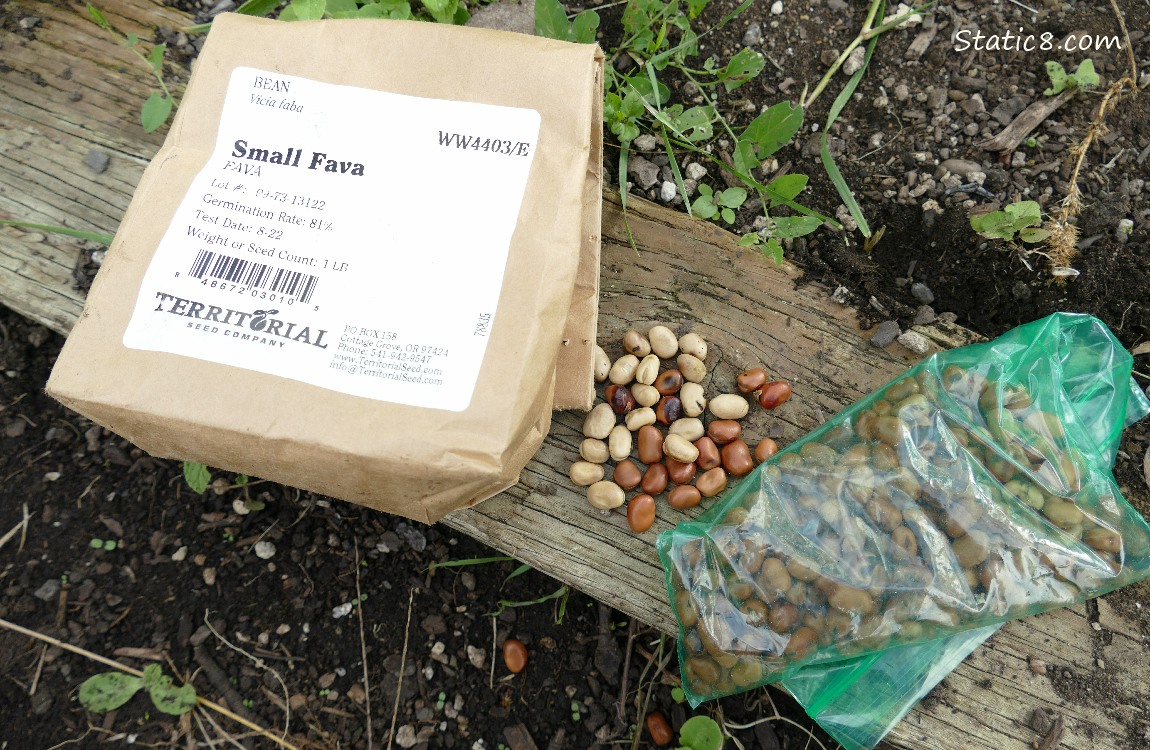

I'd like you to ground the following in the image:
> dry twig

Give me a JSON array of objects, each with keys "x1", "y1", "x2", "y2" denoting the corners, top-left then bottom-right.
[
  {"x1": 354, "y1": 540, "x2": 374, "y2": 750},
  {"x1": 387, "y1": 588, "x2": 415, "y2": 750}
]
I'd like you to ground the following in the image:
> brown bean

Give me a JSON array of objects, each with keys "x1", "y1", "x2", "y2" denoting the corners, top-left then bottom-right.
[
  {"x1": 1084, "y1": 527, "x2": 1122, "y2": 554},
  {"x1": 757, "y1": 380, "x2": 793, "y2": 409},
  {"x1": 605, "y1": 384, "x2": 636, "y2": 415},
  {"x1": 668, "y1": 485, "x2": 702, "y2": 510},
  {"x1": 666, "y1": 457, "x2": 697, "y2": 485},
  {"x1": 786, "y1": 556, "x2": 820, "y2": 582},
  {"x1": 828, "y1": 585, "x2": 876, "y2": 616},
  {"x1": 696, "y1": 467, "x2": 728, "y2": 497},
  {"x1": 737, "y1": 368, "x2": 768, "y2": 394},
  {"x1": 721, "y1": 440, "x2": 754, "y2": 477},
  {"x1": 707, "y1": 419, "x2": 742, "y2": 445},
  {"x1": 768, "y1": 602, "x2": 799, "y2": 633},
  {"x1": 759, "y1": 558, "x2": 792, "y2": 598},
  {"x1": 655, "y1": 395, "x2": 683, "y2": 424},
  {"x1": 754, "y1": 438, "x2": 779, "y2": 462},
  {"x1": 502, "y1": 638, "x2": 528, "y2": 673},
  {"x1": 613, "y1": 460, "x2": 643, "y2": 490},
  {"x1": 645, "y1": 711, "x2": 674, "y2": 746},
  {"x1": 637, "y1": 425, "x2": 664, "y2": 464},
  {"x1": 623, "y1": 330, "x2": 652, "y2": 357},
  {"x1": 783, "y1": 627, "x2": 819, "y2": 659},
  {"x1": 952, "y1": 530, "x2": 990, "y2": 568},
  {"x1": 641, "y1": 463, "x2": 669, "y2": 495},
  {"x1": 654, "y1": 369, "x2": 684, "y2": 396},
  {"x1": 695, "y1": 437, "x2": 722, "y2": 471},
  {"x1": 627, "y1": 494, "x2": 657, "y2": 533}
]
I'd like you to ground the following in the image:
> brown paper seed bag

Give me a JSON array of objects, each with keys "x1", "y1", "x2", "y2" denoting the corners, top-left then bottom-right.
[{"x1": 47, "y1": 14, "x2": 603, "y2": 523}]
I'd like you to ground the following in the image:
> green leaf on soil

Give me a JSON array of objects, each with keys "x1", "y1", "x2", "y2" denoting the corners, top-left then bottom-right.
[
  {"x1": 719, "y1": 48, "x2": 765, "y2": 92},
  {"x1": 421, "y1": 0, "x2": 459, "y2": 25},
  {"x1": 1044, "y1": 61, "x2": 1067, "y2": 95},
  {"x1": 765, "y1": 173, "x2": 808, "y2": 206},
  {"x1": 86, "y1": 4, "x2": 112, "y2": 32},
  {"x1": 183, "y1": 461, "x2": 212, "y2": 494},
  {"x1": 428, "y1": 555, "x2": 514, "y2": 572},
  {"x1": 1071, "y1": 58, "x2": 1098, "y2": 88},
  {"x1": 79, "y1": 672, "x2": 143, "y2": 713},
  {"x1": 742, "y1": 101, "x2": 803, "y2": 161},
  {"x1": 146, "y1": 43, "x2": 165, "y2": 73},
  {"x1": 671, "y1": 686, "x2": 687, "y2": 703},
  {"x1": 140, "y1": 92, "x2": 172, "y2": 133},
  {"x1": 677, "y1": 715, "x2": 724, "y2": 750},
  {"x1": 281, "y1": 0, "x2": 327, "y2": 21},
  {"x1": 142, "y1": 664, "x2": 198, "y2": 716},
  {"x1": 772, "y1": 215, "x2": 822, "y2": 238}
]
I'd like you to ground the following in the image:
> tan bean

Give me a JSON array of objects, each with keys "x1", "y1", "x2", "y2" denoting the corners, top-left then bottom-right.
[
  {"x1": 587, "y1": 481, "x2": 625, "y2": 510},
  {"x1": 609, "y1": 424, "x2": 632, "y2": 462},
  {"x1": 759, "y1": 558, "x2": 792, "y2": 599},
  {"x1": 623, "y1": 330, "x2": 651, "y2": 357},
  {"x1": 677, "y1": 354, "x2": 707, "y2": 383},
  {"x1": 641, "y1": 463, "x2": 669, "y2": 495},
  {"x1": 637, "y1": 425, "x2": 664, "y2": 464},
  {"x1": 668, "y1": 417, "x2": 705, "y2": 442},
  {"x1": 648, "y1": 325, "x2": 679, "y2": 358},
  {"x1": 696, "y1": 467, "x2": 728, "y2": 497},
  {"x1": 828, "y1": 585, "x2": 876, "y2": 616},
  {"x1": 569, "y1": 461, "x2": 605, "y2": 486},
  {"x1": 632, "y1": 383, "x2": 661, "y2": 407},
  {"x1": 873, "y1": 415, "x2": 902, "y2": 445},
  {"x1": 675, "y1": 590, "x2": 698, "y2": 628},
  {"x1": 709, "y1": 393, "x2": 749, "y2": 420},
  {"x1": 664, "y1": 433, "x2": 700, "y2": 464},
  {"x1": 891, "y1": 526, "x2": 918, "y2": 557},
  {"x1": 613, "y1": 460, "x2": 643, "y2": 490},
  {"x1": 654, "y1": 369, "x2": 684, "y2": 396},
  {"x1": 1084, "y1": 528, "x2": 1122, "y2": 554},
  {"x1": 625, "y1": 407, "x2": 657, "y2": 431},
  {"x1": 706, "y1": 419, "x2": 742, "y2": 445},
  {"x1": 786, "y1": 556, "x2": 820, "y2": 582},
  {"x1": 635, "y1": 354, "x2": 661, "y2": 385},
  {"x1": 579, "y1": 438, "x2": 609, "y2": 464},
  {"x1": 680, "y1": 382, "x2": 707, "y2": 417},
  {"x1": 695, "y1": 437, "x2": 722, "y2": 471},
  {"x1": 721, "y1": 440, "x2": 754, "y2": 477},
  {"x1": 730, "y1": 658, "x2": 764, "y2": 688},
  {"x1": 952, "y1": 530, "x2": 990, "y2": 568},
  {"x1": 627, "y1": 494, "x2": 657, "y2": 533},
  {"x1": 593, "y1": 345, "x2": 610, "y2": 382},
  {"x1": 1042, "y1": 498, "x2": 1084, "y2": 530},
  {"x1": 678, "y1": 332, "x2": 708, "y2": 360},
  {"x1": 582, "y1": 403, "x2": 616, "y2": 439},
  {"x1": 608, "y1": 354, "x2": 640, "y2": 385},
  {"x1": 668, "y1": 485, "x2": 702, "y2": 510}
]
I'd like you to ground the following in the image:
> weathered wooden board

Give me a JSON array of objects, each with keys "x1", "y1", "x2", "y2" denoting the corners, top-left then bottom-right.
[{"x1": 2, "y1": 3, "x2": 1148, "y2": 749}]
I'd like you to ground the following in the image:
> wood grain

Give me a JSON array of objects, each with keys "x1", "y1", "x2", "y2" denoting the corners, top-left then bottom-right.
[{"x1": 2, "y1": 3, "x2": 1147, "y2": 749}]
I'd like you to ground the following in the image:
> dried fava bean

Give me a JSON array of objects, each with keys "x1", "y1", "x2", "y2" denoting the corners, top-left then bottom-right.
[
  {"x1": 637, "y1": 425, "x2": 665, "y2": 464},
  {"x1": 678, "y1": 332, "x2": 707, "y2": 360},
  {"x1": 583, "y1": 403, "x2": 616, "y2": 439},
  {"x1": 709, "y1": 393, "x2": 749, "y2": 420},
  {"x1": 580, "y1": 438, "x2": 610, "y2": 464},
  {"x1": 628, "y1": 494, "x2": 657, "y2": 533},
  {"x1": 694, "y1": 437, "x2": 722, "y2": 471},
  {"x1": 635, "y1": 354, "x2": 661, "y2": 385},
  {"x1": 641, "y1": 463, "x2": 669, "y2": 495},
  {"x1": 609, "y1": 354, "x2": 640, "y2": 385},
  {"x1": 664, "y1": 434, "x2": 701, "y2": 464},
  {"x1": 668, "y1": 485, "x2": 702, "y2": 510},
  {"x1": 1042, "y1": 498, "x2": 1084, "y2": 530},
  {"x1": 677, "y1": 354, "x2": 707, "y2": 383},
  {"x1": 613, "y1": 460, "x2": 643, "y2": 490},
  {"x1": 1084, "y1": 527, "x2": 1121, "y2": 554},
  {"x1": 503, "y1": 638, "x2": 528, "y2": 673},
  {"x1": 587, "y1": 481, "x2": 626, "y2": 509},
  {"x1": 593, "y1": 345, "x2": 610, "y2": 382},
  {"x1": 783, "y1": 626, "x2": 819, "y2": 659},
  {"x1": 680, "y1": 382, "x2": 707, "y2": 417},
  {"x1": 648, "y1": 325, "x2": 679, "y2": 358},
  {"x1": 645, "y1": 710, "x2": 674, "y2": 746},
  {"x1": 757, "y1": 381, "x2": 793, "y2": 409},
  {"x1": 666, "y1": 457, "x2": 697, "y2": 485},
  {"x1": 669, "y1": 417, "x2": 705, "y2": 442},
  {"x1": 605, "y1": 384, "x2": 636, "y2": 415},
  {"x1": 952, "y1": 529, "x2": 990, "y2": 568},
  {"x1": 632, "y1": 383, "x2": 661, "y2": 407},
  {"x1": 768, "y1": 601, "x2": 799, "y2": 632},
  {"x1": 721, "y1": 440, "x2": 754, "y2": 477},
  {"x1": 623, "y1": 330, "x2": 652, "y2": 357},
  {"x1": 609, "y1": 425, "x2": 633, "y2": 462},
  {"x1": 625, "y1": 407, "x2": 657, "y2": 431},
  {"x1": 706, "y1": 419, "x2": 742, "y2": 445},
  {"x1": 654, "y1": 369, "x2": 684, "y2": 396},
  {"x1": 696, "y1": 467, "x2": 728, "y2": 497},
  {"x1": 754, "y1": 438, "x2": 779, "y2": 462},
  {"x1": 569, "y1": 461, "x2": 605, "y2": 486},
  {"x1": 828, "y1": 585, "x2": 876, "y2": 616},
  {"x1": 655, "y1": 396, "x2": 683, "y2": 425},
  {"x1": 737, "y1": 368, "x2": 768, "y2": 394}
]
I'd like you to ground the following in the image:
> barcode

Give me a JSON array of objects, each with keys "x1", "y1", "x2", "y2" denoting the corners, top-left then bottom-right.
[{"x1": 188, "y1": 250, "x2": 318, "y2": 304}]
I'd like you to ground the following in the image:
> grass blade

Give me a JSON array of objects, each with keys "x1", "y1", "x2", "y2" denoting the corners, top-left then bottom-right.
[{"x1": 0, "y1": 220, "x2": 114, "y2": 244}]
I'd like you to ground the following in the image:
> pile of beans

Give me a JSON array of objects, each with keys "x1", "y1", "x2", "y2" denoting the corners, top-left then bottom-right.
[
  {"x1": 663, "y1": 362, "x2": 1150, "y2": 699},
  {"x1": 571, "y1": 326, "x2": 792, "y2": 533}
]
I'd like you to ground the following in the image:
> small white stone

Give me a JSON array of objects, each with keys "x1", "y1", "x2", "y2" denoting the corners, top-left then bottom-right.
[
  {"x1": 171, "y1": 546, "x2": 188, "y2": 562},
  {"x1": 43, "y1": 471, "x2": 61, "y2": 482},
  {"x1": 276, "y1": 624, "x2": 291, "y2": 635},
  {"x1": 770, "y1": 0, "x2": 783, "y2": 14},
  {"x1": 686, "y1": 163, "x2": 708, "y2": 181},
  {"x1": 843, "y1": 47, "x2": 866, "y2": 75},
  {"x1": 466, "y1": 645, "x2": 486, "y2": 669},
  {"x1": 254, "y1": 540, "x2": 276, "y2": 559},
  {"x1": 395, "y1": 725, "x2": 418, "y2": 749},
  {"x1": 232, "y1": 498, "x2": 250, "y2": 515},
  {"x1": 202, "y1": 567, "x2": 217, "y2": 586},
  {"x1": 897, "y1": 331, "x2": 931, "y2": 355},
  {"x1": 632, "y1": 134, "x2": 658, "y2": 152},
  {"x1": 332, "y1": 602, "x2": 354, "y2": 619},
  {"x1": 659, "y1": 180, "x2": 677, "y2": 202}
]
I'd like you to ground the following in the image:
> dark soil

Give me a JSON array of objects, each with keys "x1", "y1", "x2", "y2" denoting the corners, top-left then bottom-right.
[{"x1": 2, "y1": 1, "x2": 1149, "y2": 749}]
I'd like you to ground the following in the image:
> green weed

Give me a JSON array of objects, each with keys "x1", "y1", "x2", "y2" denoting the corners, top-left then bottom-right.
[
  {"x1": 1044, "y1": 59, "x2": 1098, "y2": 96},
  {"x1": 86, "y1": 4, "x2": 174, "y2": 132},
  {"x1": 678, "y1": 715, "x2": 724, "y2": 750},
  {"x1": 80, "y1": 663, "x2": 198, "y2": 716},
  {"x1": 970, "y1": 200, "x2": 1050, "y2": 243}
]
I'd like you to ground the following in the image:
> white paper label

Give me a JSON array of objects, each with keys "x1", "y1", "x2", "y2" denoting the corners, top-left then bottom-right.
[{"x1": 124, "y1": 67, "x2": 540, "y2": 412}]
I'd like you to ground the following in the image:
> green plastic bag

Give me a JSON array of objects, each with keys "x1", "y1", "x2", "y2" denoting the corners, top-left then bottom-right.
[{"x1": 657, "y1": 313, "x2": 1150, "y2": 737}]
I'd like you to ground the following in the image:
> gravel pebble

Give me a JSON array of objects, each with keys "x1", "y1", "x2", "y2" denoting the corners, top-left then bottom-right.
[
  {"x1": 84, "y1": 149, "x2": 110, "y2": 174},
  {"x1": 910, "y1": 282, "x2": 934, "y2": 304},
  {"x1": 897, "y1": 331, "x2": 931, "y2": 355},
  {"x1": 685, "y1": 162, "x2": 707, "y2": 180},
  {"x1": 659, "y1": 181, "x2": 677, "y2": 202},
  {"x1": 770, "y1": 1, "x2": 782, "y2": 14},
  {"x1": 870, "y1": 321, "x2": 901, "y2": 347},
  {"x1": 254, "y1": 540, "x2": 276, "y2": 559},
  {"x1": 628, "y1": 155, "x2": 660, "y2": 189},
  {"x1": 34, "y1": 579, "x2": 61, "y2": 602},
  {"x1": 913, "y1": 305, "x2": 936, "y2": 325},
  {"x1": 395, "y1": 725, "x2": 419, "y2": 748},
  {"x1": 742, "y1": 22, "x2": 762, "y2": 46}
]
